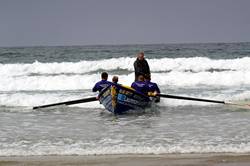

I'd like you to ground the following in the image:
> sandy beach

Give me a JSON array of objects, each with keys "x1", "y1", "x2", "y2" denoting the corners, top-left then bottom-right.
[{"x1": 1, "y1": 154, "x2": 250, "y2": 166}]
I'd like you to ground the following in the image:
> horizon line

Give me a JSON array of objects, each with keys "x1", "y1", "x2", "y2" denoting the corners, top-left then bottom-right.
[{"x1": 0, "y1": 41, "x2": 250, "y2": 48}]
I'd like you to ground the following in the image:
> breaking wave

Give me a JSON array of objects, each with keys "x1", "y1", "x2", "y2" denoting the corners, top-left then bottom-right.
[
  {"x1": 1, "y1": 57, "x2": 250, "y2": 107},
  {"x1": 2, "y1": 57, "x2": 250, "y2": 76},
  {"x1": 1, "y1": 57, "x2": 250, "y2": 91}
]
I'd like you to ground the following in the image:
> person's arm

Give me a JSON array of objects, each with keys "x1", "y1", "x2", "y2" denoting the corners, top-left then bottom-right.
[
  {"x1": 134, "y1": 61, "x2": 139, "y2": 74},
  {"x1": 145, "y1": 60, "x2": 150, "y2": 74},
  {"x1": 155, "y1": 84, "x2": 160, "y2": 93},
  {"x1": 92, "y1": 83, "x2": 99, "y2": 92},
  {"x1": 131, "y1": 82, "x2": 135, "y2": 88},
  {"x1": 134, "y1": 61, "x2": 139, "y2": 81}
]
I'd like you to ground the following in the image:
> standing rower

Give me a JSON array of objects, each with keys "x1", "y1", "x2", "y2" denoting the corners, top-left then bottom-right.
[{"x1": 134, "y1": 52, "x2": 150, "y2": 81}]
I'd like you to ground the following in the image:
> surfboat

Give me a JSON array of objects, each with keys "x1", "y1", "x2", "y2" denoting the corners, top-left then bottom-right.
[{"x1": 98, "y1": 83, "x2": 155, "y2": 114}]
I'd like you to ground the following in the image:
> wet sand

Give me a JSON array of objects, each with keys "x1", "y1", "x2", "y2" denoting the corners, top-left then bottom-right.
[{"x1": 1, "y1": 154, "x2": 250, "y2": 166}]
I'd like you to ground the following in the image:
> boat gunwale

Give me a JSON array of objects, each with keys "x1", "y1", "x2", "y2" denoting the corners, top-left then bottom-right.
[{"x1": 98, "y1": 83, "x2": 149, "y2": 99}]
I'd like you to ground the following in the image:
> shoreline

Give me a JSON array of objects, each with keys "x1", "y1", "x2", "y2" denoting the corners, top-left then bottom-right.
[{"x1": 1, "y1": 153, "x2": 250, "y2": 166}]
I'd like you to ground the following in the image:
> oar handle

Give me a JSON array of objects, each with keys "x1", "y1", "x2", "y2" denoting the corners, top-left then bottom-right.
[{"x1": 158, "y1": 94, "x2": 225, "y2": 104}]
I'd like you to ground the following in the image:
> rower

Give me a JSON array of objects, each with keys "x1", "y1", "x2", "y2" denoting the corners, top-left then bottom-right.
[
  {"x1": 131, "y1": 74, "x2": 149, "y2": 94},
  {"x1": 134, "y1": 52, "x2": 150, "y2": 81},
  {"x1": 112, "y1": 76, "x2": 119, "y2": 84},
  {"x1": 144, "y1": 74, "x2": 160, "y2": 94},
  {"x1": 144, "y1": 74, "x2": 161, "y2": 102},
  {"x1": 92, "y1": 72, "x2": 112, "y2": 92}
]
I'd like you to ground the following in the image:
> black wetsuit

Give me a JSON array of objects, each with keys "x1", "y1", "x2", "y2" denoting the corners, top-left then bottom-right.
[{"x1": 133, "y1": 58, "x2": 150, "y2": 81}]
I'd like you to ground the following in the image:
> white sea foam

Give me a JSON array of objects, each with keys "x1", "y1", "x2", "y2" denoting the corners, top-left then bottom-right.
[
  {"x1": 0, "y1": 58, "x2": 134, "y2": 76},
  {"x1": 1, "y1": 57, "x2": 250, "y2": 107},
  {"x1": 0, "y1": 73, "x2": 135, "y2": 91},
  {"x1": 1, "y1": 57, "x2": 250, "y2": 77},
  {"x1": 1, "y1": 57, "x2": 250, "y2": 91},
  {"x1": 1, "y1": 141, "x2": 250, "y2": 156},
  {"x1": 1, "y1": 70, "x2": 250, "y2": 91}
]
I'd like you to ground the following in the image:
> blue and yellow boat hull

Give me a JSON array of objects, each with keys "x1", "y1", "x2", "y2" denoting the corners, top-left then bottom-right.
[{"x1": 98, "y1": 83, "x2": 152, "y2": 114}]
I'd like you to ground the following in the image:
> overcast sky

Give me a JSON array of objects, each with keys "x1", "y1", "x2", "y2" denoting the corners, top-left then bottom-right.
[{"x1": 0, "y1": 0, "x2": 250, "y2": 46}]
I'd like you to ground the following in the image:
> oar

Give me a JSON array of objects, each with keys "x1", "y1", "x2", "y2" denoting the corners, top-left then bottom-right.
[
  {"x1": 158, "y1": 94, "x2": 225, "y2": 104},
  {"x1": 33, "y1": 97, "x2": 97, "y2": 110},
  {"x1": 157, "y1": 94, "x2": 250, "y2": 109}
]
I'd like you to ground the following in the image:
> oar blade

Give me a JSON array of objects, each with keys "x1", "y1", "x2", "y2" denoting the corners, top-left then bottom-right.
[{"x1": 225, "y1": 101, "x2": 250, "y2": 110}]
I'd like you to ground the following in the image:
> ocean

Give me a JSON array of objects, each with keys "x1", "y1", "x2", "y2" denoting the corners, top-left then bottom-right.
[{"x1": 1, "y1": 43, "x2": 250, "y2": 156}]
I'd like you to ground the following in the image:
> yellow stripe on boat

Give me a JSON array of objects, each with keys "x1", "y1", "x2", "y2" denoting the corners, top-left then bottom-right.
[{"x1": 121, "y1": 85, "x2": 135, "y2": 91}]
